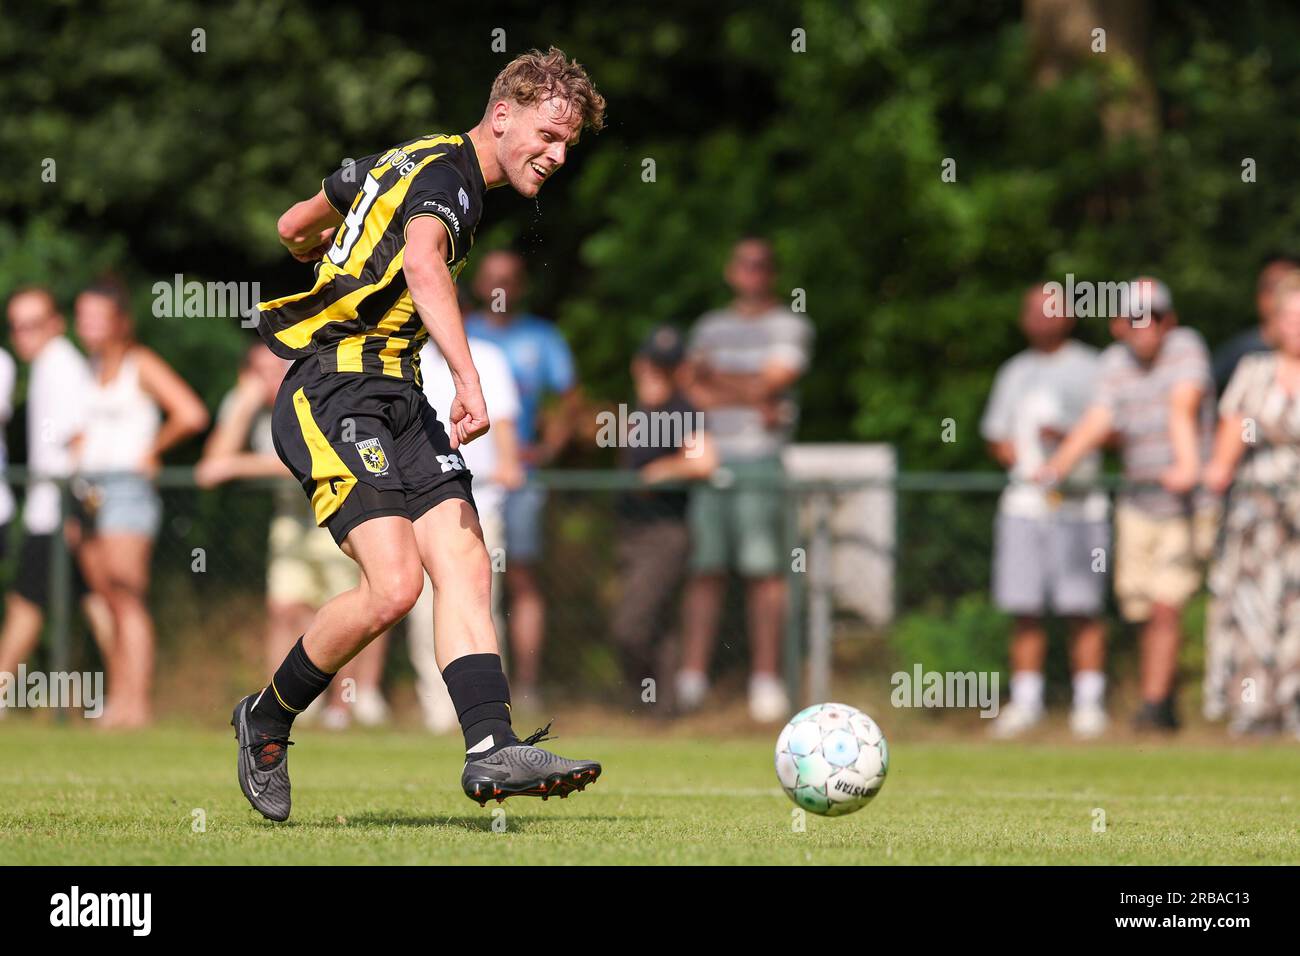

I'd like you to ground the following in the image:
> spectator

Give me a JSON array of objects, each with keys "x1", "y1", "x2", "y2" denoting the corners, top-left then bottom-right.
[
  {"x1": 465, "y1": 250, "x2": 581, "y2": 708},
  {"x1": 678, "y1": 237, "x2": 814, "y2": 723},
  {"x1": 981, "y1": 287, "x2": 1110, "y2": 739},
  {"x1": 0, "y1": 286, "x2": 113, "y2": 718},
  {"x1": 0, "y1": 337, "x2": 15, "y2": 573},
  {"x1": 409, "y1": 334, "x2": 523, "y2": 733},
  {"x1": 196, "y1": 343, "x2": 391, "y2": 729},
  {"x1": 1202, "y1": 271, "x2": 1300, "y2": 737},
  {"x1": 1212, "y1": 257, "x2": 1298, "y2": 391},
  {"x1": 72, "y1": 277, "x2": 209, "y2": 727},
  {"x1": 612, "y1": 326, "x2": 716, "y2": 706},
  {"x1": 1042, "y1": 278, "x2": 1218, "y2": 732}
]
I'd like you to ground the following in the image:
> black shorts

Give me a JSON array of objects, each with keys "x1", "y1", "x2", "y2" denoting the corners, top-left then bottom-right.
[
  {"x1": 271, "y1": 358, "x2": 475, "y2": 544},
  {"x1": 14, "y1": 533, "x2": 90, "y2": 610}
]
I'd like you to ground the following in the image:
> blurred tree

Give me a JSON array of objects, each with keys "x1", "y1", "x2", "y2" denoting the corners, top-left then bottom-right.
[{"x1": 0, "y1": 0, "x2": 1297, "y2": 473}]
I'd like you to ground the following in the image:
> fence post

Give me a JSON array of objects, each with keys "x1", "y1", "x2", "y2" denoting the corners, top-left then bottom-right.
[
  {"x1": 806, "y1": 490, "x2": 833, "y2": 705},
  {"x1": 783, "y1": 480, "x2": 804, "y2": 709},
  {"x1": 48, "y1": 479, "x2": 73, "y2": 723}
]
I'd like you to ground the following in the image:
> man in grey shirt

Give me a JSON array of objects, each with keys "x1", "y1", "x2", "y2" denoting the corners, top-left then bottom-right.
[
  {"x1": 981, "y1": 286, "x2": 1109, "y2": 739},
  {"x1": 1043, "y1": 278, "x2": 1218, "y2": 732},
  {"x1": 678, "y1": 237, "x2": 814, "y2": 722}
]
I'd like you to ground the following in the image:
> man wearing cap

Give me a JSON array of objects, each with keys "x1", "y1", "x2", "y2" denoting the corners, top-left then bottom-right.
[
  {"x1": 1040, "y1": 278, "x2": 1219, "y2": 731},
  {"x1": 611, "y1": 326, "x2": 716, "y2": 704}
]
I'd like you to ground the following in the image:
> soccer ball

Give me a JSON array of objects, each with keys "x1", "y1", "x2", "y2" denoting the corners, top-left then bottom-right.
[{"x1": 774, "y1": 702, "x2": 888, "y2": 817}]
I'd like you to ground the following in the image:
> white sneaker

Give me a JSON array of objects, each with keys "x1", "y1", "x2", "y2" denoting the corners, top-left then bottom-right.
[
  {"x1": 320, "y1": 705, "x2": 351, "y2": 731},
  {"x1": 748, "y1": 674, "x2": 790, "y2": 724},
  {"x1": 353, "y1": 688, "x2": 390, "y2": 727},
  {"x1": 1069, "y1": 704, "x2": 1108, "y2": 739},
  {"x1": 296, "y1": 697, "x2": 324, "y2": 727},
  {"x1": 988, "y1": 702, "x2": 1042, "y2": 739},
  {"x1": 674, "y1": 671, "x2": 709, "y2": 713},
  {"x1": 423, "y1": 708, "x2": 459, "y2": 735}
]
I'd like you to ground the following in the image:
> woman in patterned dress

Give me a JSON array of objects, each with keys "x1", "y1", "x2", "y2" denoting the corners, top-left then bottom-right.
[{"x1": 1203, "y1": 273, "x2": 1300, "y2": 736}]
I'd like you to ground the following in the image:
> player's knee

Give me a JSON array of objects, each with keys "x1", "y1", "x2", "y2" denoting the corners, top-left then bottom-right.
[
  {"x1": 367, "y1": 567, "x2": 424, "y2": 628},
  {"x1": 430, "y1": 535, "x2": 491, "y2": 597}
]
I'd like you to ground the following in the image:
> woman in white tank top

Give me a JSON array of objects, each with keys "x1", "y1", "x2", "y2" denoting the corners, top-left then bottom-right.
[{"x1": 74, "y1": 279, "x2": 210, "y2": 729}]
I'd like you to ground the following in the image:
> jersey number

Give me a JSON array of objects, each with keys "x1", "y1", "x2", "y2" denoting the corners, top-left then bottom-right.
[{"x1": 328, "y1": 175, "x2": 383, "y2": 267}]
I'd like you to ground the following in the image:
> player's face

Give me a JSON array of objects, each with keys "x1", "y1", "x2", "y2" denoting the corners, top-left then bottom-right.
[{"x1": 498, "y1": 97, "x2": 582, "y2": 198}]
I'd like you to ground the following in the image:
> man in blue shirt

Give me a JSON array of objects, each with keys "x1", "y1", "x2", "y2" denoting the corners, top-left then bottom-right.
[{"x1": 465, "y1": 250, "x2": 581, "y2": 706}]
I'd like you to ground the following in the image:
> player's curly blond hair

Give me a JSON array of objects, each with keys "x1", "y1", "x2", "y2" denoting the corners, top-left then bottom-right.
[{"x1": 488, "y1": 46, "x2": 606, "y2": 133}]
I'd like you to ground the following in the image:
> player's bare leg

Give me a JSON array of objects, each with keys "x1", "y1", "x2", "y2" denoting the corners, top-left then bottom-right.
[
  {"x1": 232, "y1": 516, "x2": 422, "y2": 821},
  {"x1": 413, "y1": 498, "x2": 600, "y2": 805}
]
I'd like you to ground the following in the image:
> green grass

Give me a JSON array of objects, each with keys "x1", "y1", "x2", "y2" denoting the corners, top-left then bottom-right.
[{"x1": 0, "y1": 723, "x2": 1296, "y2": 865}]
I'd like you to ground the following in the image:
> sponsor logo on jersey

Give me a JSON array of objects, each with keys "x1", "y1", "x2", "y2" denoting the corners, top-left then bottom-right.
[
  {"x1": 356, "y1": 438, "x2": 389, "y2": 475},
  {"x1": 424, "y1": 201, "x2": 460, "y2": 235},
  {"x1": 458, "y1": 186, "x2": 469, "y2": 212}
]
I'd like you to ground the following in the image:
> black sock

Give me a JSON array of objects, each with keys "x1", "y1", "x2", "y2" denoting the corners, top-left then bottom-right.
[
  {"x1": 442, "y1": 653, "x2": 517, "y2": 754},
  {"x1": 251, "y1": 637, "x2": 334, "y2": 735}
]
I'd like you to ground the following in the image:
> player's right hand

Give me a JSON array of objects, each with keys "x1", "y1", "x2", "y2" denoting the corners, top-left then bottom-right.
[{"x1": 448, "y1": 383, "x2": 490, "y2": 449}]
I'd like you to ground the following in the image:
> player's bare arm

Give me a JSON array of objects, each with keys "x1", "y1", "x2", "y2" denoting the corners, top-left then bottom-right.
[
  {"x1": 277, "y1": 190, "x2": 343, "y2": 262},
  {"x1": 404, "y1": 216, "x2": 488, "y2": 449}
]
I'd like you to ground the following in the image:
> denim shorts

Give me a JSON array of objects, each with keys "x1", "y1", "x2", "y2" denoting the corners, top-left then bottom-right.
[{"x1": 79, "y1": 474, "x2": 162, "y2": 538}]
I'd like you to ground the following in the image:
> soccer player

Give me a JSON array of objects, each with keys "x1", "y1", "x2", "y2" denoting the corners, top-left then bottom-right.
[{"x1": 232, "y1": 48, "x2": 606, "y2": 821}]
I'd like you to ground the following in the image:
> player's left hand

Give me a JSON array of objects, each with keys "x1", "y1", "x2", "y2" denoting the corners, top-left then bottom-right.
[
  {"x1": 288, "y1": 227, "x2": 337, "y2": 263},
  {"x1": 449, "y1": 382, "x2": 490, "y2": 449}
]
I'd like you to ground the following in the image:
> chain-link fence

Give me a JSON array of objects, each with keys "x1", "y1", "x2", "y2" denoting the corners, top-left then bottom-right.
[{"x1": 4, "y1": 466, "x2": 1217, "y2": 720}]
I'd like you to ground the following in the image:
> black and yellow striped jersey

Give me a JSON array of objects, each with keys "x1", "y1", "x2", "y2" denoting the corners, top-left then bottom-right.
[{"x1": 256, "y1": 133, "x2": 487, "y2": 381}]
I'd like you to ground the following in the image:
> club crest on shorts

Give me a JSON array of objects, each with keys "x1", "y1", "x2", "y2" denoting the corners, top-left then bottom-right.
[{"x1": 355, "y1": 437, "x2": 389, "y2": 475}]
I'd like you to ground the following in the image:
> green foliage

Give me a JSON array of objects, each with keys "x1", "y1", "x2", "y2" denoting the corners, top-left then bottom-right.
[
  {"x1": 2, "y1": 0, "x2": 1299, "y2": 466},
  {"x1": 889, "y1": 592, "x2": 1009, "y2": 679}
]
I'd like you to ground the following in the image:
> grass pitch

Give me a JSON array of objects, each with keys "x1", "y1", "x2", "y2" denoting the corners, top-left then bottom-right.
[{"x1": 0, "y1": 722, "x2": 1295, "y2": 865}]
